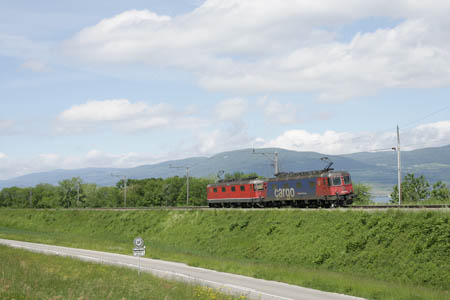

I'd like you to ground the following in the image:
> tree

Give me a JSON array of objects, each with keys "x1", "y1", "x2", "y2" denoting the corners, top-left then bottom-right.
[
  {"x1": 429, "y1": 181, "x2": 450, "y2": 203},
  {"x1": 352, "y1": 183, "x2": 373, "y2": 205},
  {"x1": 94, "y1": 186, "x2": 121, "y2": 207},
  {"x1": 177, "y1": 177, "x2": 213, "y2": 206},
  {"x1": 58, "y1": 177, "x2": 83, "y2": 208},
  {"x1": 0, "y1": 187, "x2": 29, "y2": 207},
  {"x1": 160, "y1": 176, "x2": 184, "y2": 206},
  {"x1": 390, "y1": 173, "x2": 430, "y2": 204},
  {"x1": 143, "y1": 178, "x2": 165, "y2": 207},
  {"x1": 33, "y1": 184, "x2": 59, "y2": 208}
]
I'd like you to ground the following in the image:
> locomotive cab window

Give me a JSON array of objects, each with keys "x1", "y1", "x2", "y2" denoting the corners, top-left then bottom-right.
[
  {"x1": 255, "y1": 183, "x2": 264, "y2": 190},
  {"x1": 331, "y1": 176, "x2": 342, "y2": 186},
  {"x1": 343, "y1": 175, "x2": 351, "y2": 185}
]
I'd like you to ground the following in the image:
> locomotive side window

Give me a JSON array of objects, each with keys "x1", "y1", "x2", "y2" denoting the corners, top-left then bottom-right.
[
  {"x1": 296, "y1": 182, "x2": 302, "y2": 188},
  {"x1": 272, "y1": 184, "x2": 277, "y2": 190},
  {"x1": 309, "y1": 181, "x2": 315, "y2": 188},
  {"x1": 231, "y1": 186, "x2": 236, "y2": 192},
  {"x1": 331, "y1": 177, "x2": 342, "y2": 186},
  {"x1": 221, "y1": 187, "x2": 226, "y2": 192},
  {"x1": 213, "y1": 188, "x2": 217, "y2": 193},
  {"x1": 343, "y1": 175, "x2": 351, "y2": 185},
  {"x1": 240, "y1": 185, "x2": 245, "y2": 191}
]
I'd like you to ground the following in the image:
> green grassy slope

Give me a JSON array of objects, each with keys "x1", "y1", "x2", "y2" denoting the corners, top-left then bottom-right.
[
  {"x1": 0, "y1": 244, "x2": 241, "y2": 300},
  {"x1": 0, "y1": 209, "x2": 449, "y2": 299}
]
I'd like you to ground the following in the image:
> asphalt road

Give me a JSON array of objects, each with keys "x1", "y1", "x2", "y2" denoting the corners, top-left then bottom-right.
[{"x1": 0, "y1": 238, "x2": 364, "y2": 300}]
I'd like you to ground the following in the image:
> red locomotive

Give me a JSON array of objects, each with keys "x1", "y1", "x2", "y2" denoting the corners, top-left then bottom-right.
[{"x1": 207, "y1": 160, "x2": 354, "y2": 208}]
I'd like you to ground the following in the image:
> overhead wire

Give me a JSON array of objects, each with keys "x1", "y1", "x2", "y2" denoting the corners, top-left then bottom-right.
[
  {"x1": 400, "y1": 103, "x2": 450, "y2": 130},
  {"x1": 256, "y1": 103, "x2": 450, "y2": 155},
  {"x1": 321, "y1": 102, "x2": 450, "y2": 153}
]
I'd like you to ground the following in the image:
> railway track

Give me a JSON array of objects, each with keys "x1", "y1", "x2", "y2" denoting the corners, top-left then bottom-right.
[
  {"x1": 343, "y1": 204, "x2": 450, "y2": 209},
  {"x1": 72, "y1": 204, "x2": 450, "y2": 210}
]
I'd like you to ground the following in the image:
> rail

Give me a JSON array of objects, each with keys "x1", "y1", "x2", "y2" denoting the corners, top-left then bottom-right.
[{"x1": 63, "y1": 204, "x2": 450, "y2": 210}]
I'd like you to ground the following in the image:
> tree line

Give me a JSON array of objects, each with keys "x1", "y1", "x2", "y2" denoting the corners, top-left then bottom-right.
[
  {"x1": 0, "y1": 172, "x2": 259, "y2": 208},
  {"x1": 0, "y1": 176, "x2": 213, "y2": 208},
  {"x1": 1, "y1": 172, "x2": 448, "y2": 208}
]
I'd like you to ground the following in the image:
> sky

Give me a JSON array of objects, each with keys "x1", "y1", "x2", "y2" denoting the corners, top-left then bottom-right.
[{"x1": 1, "y1": 0, "x2": 450, "y2": 180}]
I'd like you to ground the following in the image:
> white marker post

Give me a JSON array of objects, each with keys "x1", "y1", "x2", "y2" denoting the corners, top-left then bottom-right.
[{"x1": 133, "y1": 237, "x2": 146, "y2": 275}]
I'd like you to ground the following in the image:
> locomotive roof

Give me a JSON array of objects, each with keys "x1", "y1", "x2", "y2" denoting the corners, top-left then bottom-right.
[
  {"x1": 208, "y1": 178, "x2": 264, "y2": 187},
  {"x1": 268, "y1": 169, "x2": 350, "y2": 181}
]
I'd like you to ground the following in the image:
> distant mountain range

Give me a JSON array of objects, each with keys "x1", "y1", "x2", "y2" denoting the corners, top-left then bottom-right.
[{"x1": 1, "y1": 144, "x2": 449, "y2": 193}]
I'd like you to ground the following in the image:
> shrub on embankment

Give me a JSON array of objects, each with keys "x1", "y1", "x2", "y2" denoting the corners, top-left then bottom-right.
[{"x1": 0, "y1": 208, "x2": 448, "y2": 291}]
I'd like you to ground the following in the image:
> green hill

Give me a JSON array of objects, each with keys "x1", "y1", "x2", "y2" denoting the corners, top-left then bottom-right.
[{"x1": 0, "y1": 208, "x2": 448, "y2": 300}]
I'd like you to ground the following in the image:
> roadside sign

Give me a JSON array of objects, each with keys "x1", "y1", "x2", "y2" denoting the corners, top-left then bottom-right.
[
  {"x1": 133, "y1": 237, "x2": 146, "y2": 275},
  {"x1": 133, "y1": 247, "x2": 146, "y2": 257},
  {"x1": 133, "y1": 237, "x2": 145, "y2": 249}
]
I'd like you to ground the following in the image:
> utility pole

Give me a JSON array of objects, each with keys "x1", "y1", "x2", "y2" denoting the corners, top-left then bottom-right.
[
  {"x1": 76, "y1": 181, "x2": 80, "y2": 206},
  {"x1": 111, "y1": 174, "x2": 128, "y2": 208},
  {"x1": 392, "y1": 125, "x2": 402, "y2": 205},
  {"x1": 252, "y1": 149, "x2": 279, "y2": 175},
  {"x1": 169, "y1": 165, "x2": 190, "y2": 206},
  {"x1": 397, "y1": 125, "x2": 402, "y2": 205}
]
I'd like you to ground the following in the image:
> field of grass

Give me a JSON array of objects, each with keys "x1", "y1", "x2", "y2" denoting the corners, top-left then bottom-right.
[
  {"x1": 0, "y1": 208, "x2": 449, "y2": 300},
  {"x1": 0, "y1": 244, "x2": 243, "y2": 300}
]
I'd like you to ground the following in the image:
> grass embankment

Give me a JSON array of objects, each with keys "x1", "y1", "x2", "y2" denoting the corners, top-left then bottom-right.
[
  {"x1": 0, "y1": 209, "x2": 449, "y2": 300},
  {"x1": 0, "y1": 244, "x2": 241, "y2": 300}
]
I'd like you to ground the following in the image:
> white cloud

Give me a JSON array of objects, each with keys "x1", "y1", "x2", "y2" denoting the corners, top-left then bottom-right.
[
  {"x1": 200, "y1": 19, "x2": 450, "y2": 100},
  {"x1": 405, "y1": 121, "x2": 450, "y2": 149},
  {"x1": 0, "y1": 153, "x2": 7, "y2": 159},
  {"x1": 56, "y1": 99, "x2": 204, "y2": 133},
  {"x1": 214, "y1": 98, "x2": 247, "y2": 121},
  {"x1": 257, "y1": 129, "x2": 370, "y2": 154},
  {"x1": 59, "y1": 99, "x2": 152, "y2": 122},
  {"x1": 62, "y1": 1, "x2": 450, "y2": 100},
  {"x1": 256, "y1": 121, "x2": 450, "y2": 155}
]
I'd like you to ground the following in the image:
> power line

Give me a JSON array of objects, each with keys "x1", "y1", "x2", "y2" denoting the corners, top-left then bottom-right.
[
  {"x1": 401, "y1": 103, "x2": 450, "y2": 130},
  {"x1": 298, "y1": 102, "x2": 450, "y2": 153},
  {"x1": 401, "y1": 137, "x2": 450, "y2": 149}
]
